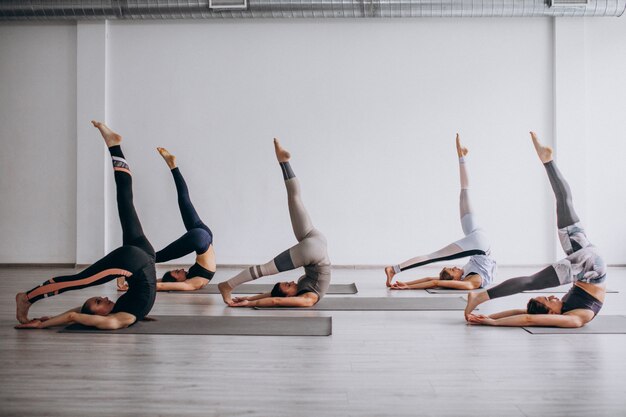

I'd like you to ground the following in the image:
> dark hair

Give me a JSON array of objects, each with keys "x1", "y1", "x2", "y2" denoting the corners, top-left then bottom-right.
[
  {"x1": 439, "y1": 269, "x2": 454, "y2": 281},
  {"x1": 271, "y1": 282, "x2": 287, "y2": 298},
  {"x1": 162, "y1": 271, "x2": 177, "y2": 283},
  {"x1": 527, "y1": 298, "x2": 551, "y2": 315},
  {"x1": 80, "y1": 300, "x2": 94, "y2": 315}
]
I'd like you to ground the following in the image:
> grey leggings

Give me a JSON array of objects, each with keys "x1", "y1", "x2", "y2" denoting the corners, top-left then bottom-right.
[
  {"x1": 487, "y1": 160, "x2": 579, "y2": 299},
  {"x1": 226, "y1": 162, "x2": 328, "y2": 289}
]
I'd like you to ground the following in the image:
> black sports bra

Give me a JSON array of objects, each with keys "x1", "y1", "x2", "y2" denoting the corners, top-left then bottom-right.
[
  {"x1": 562, "y1": 285, "x2": 603, "y2": 316},
  {"x1": 188, "y1": 262, "x2": 215, "y2": 280}
]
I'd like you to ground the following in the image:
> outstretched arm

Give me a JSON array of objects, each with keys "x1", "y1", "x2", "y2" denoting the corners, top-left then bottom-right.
[
  {"x1": 392, "y1": 277, "x2": 438, "y2": 287},
  {"x1": 16, "y1": 311, "x2": 136, "y2": 330},
  {"x1": 392, "y1": 275, "x2": 481, "y2": 290},
  {"x1": 156, "y1": 277, "x2": 209, "y2": 291},
  {"x1": 436, "y1": 278, "x2": 481, "y2": 290},
  {"x1": 231, "y1": 293, "x2": 318, "y2": 308},
  {"x1": 468, "y1": 311, "x2": 588, "y2": 328},
  {"x1": 487, "y1": 309, "x2": 527, "y2": 319},
  {"x1": 232, "y1": 292, "x2": 272, "y2": 303}
]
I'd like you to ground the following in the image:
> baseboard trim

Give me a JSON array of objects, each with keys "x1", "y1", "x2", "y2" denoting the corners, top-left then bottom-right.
[{"x1": 0, "y1": 263, "x2": 76, "y2": 268}]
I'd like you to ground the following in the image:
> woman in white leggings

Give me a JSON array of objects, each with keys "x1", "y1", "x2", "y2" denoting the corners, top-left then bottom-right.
[{"x1": 385, "y1": 134, "x2": 496, "y2": 291}]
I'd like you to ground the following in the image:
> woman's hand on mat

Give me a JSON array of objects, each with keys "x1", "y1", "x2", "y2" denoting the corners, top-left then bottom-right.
[
  {"x1": 232, "y1": 296, "x2": 250, "y2": 303},
  {"x1": 32, "y1": 316, "x2": 50, "y2": 322},
  {"x1": 467, "y1": 314, "x2": 496, "y2": 326},
  {"x1": 390, "y1": 281, "x2": 409, "y2": 290},
  {"x1": 230, "y1": 299, "x2": 252, "y2": 307},
  {"x1": 15, "y1": 319, "x2": 44, "y2": 329}
]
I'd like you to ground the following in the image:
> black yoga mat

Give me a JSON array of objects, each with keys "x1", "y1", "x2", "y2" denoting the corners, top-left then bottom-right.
[
  {"x1": 256, "y1": 296, "x2": 467, "y2": 311},
  {"x1": 59, "y1": 315, "x2": 332, "y2": 336},
  {"x1": 171, "y1": 283, "x2": 358, "y2": 295},
  {"x1": 522, "y1": 315, "x2": 626, "y2": 334}
]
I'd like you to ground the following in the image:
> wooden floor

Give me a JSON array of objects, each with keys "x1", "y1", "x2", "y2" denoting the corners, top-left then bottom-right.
[{"x1": 1, "y1": 265, "x2": 626, "y2": 417}]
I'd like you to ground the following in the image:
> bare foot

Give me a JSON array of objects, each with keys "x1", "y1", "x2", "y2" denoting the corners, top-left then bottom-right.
[
  {"x1": 157, "y1": 147, "x2": 177, "y2": 169},
  {"x1": 530, "y1": 131, "x2": 553, "y2": 163},
  {"x1": 384, "y1": 266, "x2": 396, "y2": 287},
  {"x1": 273, "y1": 138, "x2": 291, "y2": 162},
  {"x1": 456, "y1": 133, "x2": 468, "y2": 158},
  {"x1": 91, "y1": 121, "x2": 122, "y2": 147},
  {"x1": 464, "y1": 291, "x2": 488, "y2": 320},
  {"x1": 16, "y1": 293, "x2": 32, "y2": 324},
  {"x1": 218, "y1": 281, "x2": 233, "y2": 305}
]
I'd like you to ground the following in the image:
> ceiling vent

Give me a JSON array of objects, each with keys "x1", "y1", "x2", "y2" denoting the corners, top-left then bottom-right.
[
  {"x1": 209, "y1": 0, "x2": 247, "y2": 10},
  {"x1": 549, "y1": 0, "x2": 589, "y2": 6}
]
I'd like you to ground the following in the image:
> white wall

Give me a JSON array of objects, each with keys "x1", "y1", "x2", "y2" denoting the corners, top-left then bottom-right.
[
  {"x1": 1, "y1": 17, "x2": 623, "y2": 266},
  {"x1": 0, "y1": 23, "x2": 77, "y2": 263},
  {"x1": 585, "y1": 18, "x2": 626, "y2": 265},
  {"x1": 105, "y1": 19, "x2": 553, "y2": 266}
]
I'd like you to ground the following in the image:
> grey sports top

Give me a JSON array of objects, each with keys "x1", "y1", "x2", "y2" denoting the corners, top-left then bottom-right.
[{"x1": 297, "y1": 264, "x2": 331, "y2": 299}]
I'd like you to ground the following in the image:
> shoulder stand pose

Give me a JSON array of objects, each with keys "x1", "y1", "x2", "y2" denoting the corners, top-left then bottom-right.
[
  {"x1": 15, "y1": 121, "x2": 157, "y2": 330},
  {"x1": 118, "y1": 148, "x2": 215, "y2": 292},
  {"x1": 465, "y1": 132, "x2": 607, "y2": 328},
  {"x1": 217, "y1": 138, "x2": 331, "y2": 308},
  {"x1": 385, "y1": 134, "x2": 497, "y2": 291}
]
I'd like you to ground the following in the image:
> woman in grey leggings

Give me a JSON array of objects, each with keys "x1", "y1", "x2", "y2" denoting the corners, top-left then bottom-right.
[
  {"x1": 218, "y1": 139, "x2": 331, "y2": 308},
  {"x1": 385, "y1": 134, "x2": 496, "y2": 291},
  {"x1": 465, "y1": 132, "x2": 607, "y2": 328}
]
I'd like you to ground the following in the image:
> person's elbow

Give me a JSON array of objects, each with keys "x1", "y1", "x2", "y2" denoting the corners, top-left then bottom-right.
[
  {"x1": 301, "y1": 298, "x2": 316, "y2": 307},
  {"x1": 195, "y1": 281, "x2": 208, "y2": 290},
  {"x1": 300, "y1": 294, "x2": 318, "y2": 307},
  {"x1": 99, "y1": 316, "x2": 135, "y2": 330},
  {"x1": 468, "y1": 281, "x2": 481, "y2": 290},
  {"x1": 567, "y1": 316, "x2": 585, "y2": 328}
]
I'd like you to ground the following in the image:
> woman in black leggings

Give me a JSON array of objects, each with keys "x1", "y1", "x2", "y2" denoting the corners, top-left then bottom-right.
[
  {"x1": 117, "y1": 147, "x2": 215, "y2": 292},
  {"x1": 15, "y1": 121, "x2": 156, "y2": 330},
  {"x1": 465, "y1": 132, "x2": 606, "y2": 329}
]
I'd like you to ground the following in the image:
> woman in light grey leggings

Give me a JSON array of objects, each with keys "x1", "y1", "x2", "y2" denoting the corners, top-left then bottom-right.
[
  {"x1": 465, "y1": 132, "x2": 606, "y2": 328},
  {"x1": 218, "y1": 139, "x2": 331, "y2": 308},
  {"x1": 385, "y1": 134, "x2": 497, "y2": 291}
]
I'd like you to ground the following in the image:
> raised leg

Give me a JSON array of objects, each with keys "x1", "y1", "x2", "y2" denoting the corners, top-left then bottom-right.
[
  {"x1": 463, "y1": 266, "x2": 560, "y2": 317},
  {"x1": 92, "y1": 121, "x2": 154, "y2": 256},
  {"x1": 158, "y1": 147, "x2": 211, "y2": 234},
  {"x1": 275, "y1": 138, "x2": 314, "y2": 241},
  {"x1": 531, "y1": 132, "x2": 590, "y2": 255}
]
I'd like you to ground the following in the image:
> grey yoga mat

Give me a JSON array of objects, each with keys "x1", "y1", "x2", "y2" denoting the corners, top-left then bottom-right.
[
  {"x1": 426, "y1": 287, "x2": 617, "y2": 294},
  {"x1": 426, "y1": 288, "x2": 486, "y2": 294},
  {"x1": 59, "y1": 315, "x2": 332, "y2": 336},
  {"x1": 256, "y1": 296, "x2": 468, "y2": 311},
  {"x1": 522, "y1": 315, "x2": 626, "y2": 334},
  {"x1": 172, "y1": 283, "x2": 358, "y2": 295},
  {"x1": 523, "y1": 287, "x2": 617, "y2": 293}
]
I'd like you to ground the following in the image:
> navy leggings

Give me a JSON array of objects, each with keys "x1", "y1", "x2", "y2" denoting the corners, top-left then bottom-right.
[{"x1": 155, "y1": 168, "x2": 213, "y2": 263}]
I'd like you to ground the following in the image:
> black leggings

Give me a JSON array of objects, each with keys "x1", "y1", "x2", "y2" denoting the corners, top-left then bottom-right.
[
  {"x1": 26, "y1": 145, "x2": 155, "y2": 303},
  {"x1": 155, "y1": 167, "x2": 213, "y2": 263}
]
